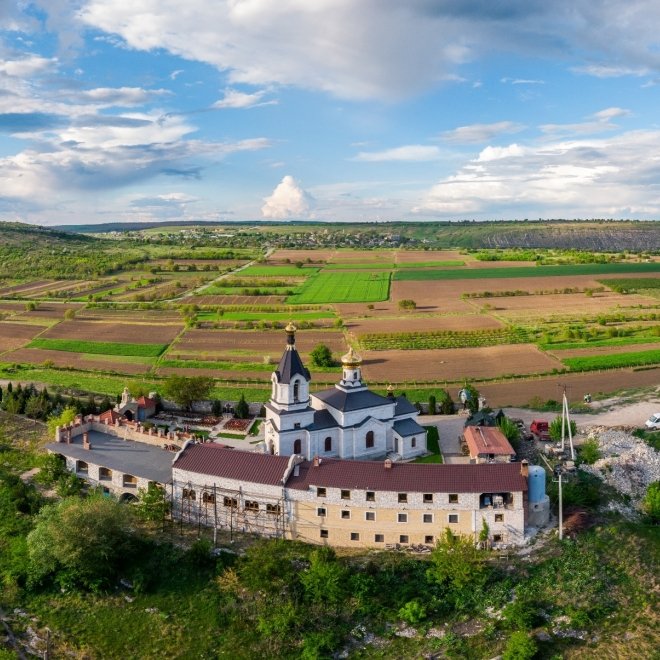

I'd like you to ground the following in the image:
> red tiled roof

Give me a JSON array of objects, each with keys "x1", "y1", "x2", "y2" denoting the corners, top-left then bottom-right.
[
  {"x1": 98, "y1": 409, "x2": 120, "y2": 424},
  {"x1": 463, "y1": 426, "x2": 515, "y2": 457},
  {"x1": 172, "y1": 445, "x2": 527, "y2": 493},
  {"x1": 287, "y1": 459, "x2": 527, "y2": 493},
  {"x1": 173, "y1": 444, "x2": 292, "y2": 486},
  {"x1": 136, "y1": 395, "x2": 156, "y2": 408}
]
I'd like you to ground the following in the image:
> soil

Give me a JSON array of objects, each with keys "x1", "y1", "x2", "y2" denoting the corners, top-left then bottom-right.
[
  {"x1": 41, "y1": 320, "x2": 182, "y2": 344},
  {"x1": 3, "y1": 348, "x2": 152, "y2": 374},
  {"x1": 360, "y1": 344, "x2": 562, "y2": 382},
  {"x1": 346, "y1": 314, "x2": 502, "y2": 335},
  {"x1": 0, "y1": 322, "x2": 45, "y2": 351},
  {"x1": 548, "y1": 342, "x2": 660, "y2": 358}
]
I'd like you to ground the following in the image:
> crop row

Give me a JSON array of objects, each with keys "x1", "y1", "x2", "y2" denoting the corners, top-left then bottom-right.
[
  {"x1": 394, "y1": 262, "x2": 660, "y2": 281},
  {"x1": 359, "y1": 328, "x2": 532, "y2": 350},
  {"x1": 562, "y1": 349, "x2": 660, "y2": 371},
  {"x1": 28, "y1": 338, "x2": 168, "y2": 357},
  {"x1": 598, "y1": 278, "x2": 660, "y2": 293},
  {"x1": 239, "y1": 265, "x2": 319, "y2": 277}
]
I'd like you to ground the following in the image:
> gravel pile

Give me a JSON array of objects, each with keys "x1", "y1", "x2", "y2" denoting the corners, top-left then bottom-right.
[{"x1": 581, "y1": 427, "x2": 660, "y2": 501}]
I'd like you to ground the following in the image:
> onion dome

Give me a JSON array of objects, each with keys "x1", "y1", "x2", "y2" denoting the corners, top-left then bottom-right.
[{"x1": 341, "y1": 347, "x2": 362, "y2": 367}]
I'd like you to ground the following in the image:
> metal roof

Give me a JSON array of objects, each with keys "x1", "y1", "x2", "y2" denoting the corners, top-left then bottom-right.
[
  {"x1": 45, "y1": 431, "x2": 173, "y2": 484},
  {"x1": 274, "y1": 345, "x2": 310, "y2": 384},
  {"x1": 394, "y1": 395, "x2": 417, "y2": 416},
  {"x1": 313, "y1": 387, "x2": 392, "y2": 412},
  {"x1": 463, "y1": 426, "x2": 515, "y2": 457},
  {"x1": 392, "y1": 418, "x2": 426, "y2": 437},
  {"x1": 307, "y1": 409, "x2": 338, "y2": 431}
]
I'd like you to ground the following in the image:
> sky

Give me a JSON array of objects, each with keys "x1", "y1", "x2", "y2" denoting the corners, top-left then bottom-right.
[{"x1": 1, "y1": 1, "x2": 660, "y2": 226}]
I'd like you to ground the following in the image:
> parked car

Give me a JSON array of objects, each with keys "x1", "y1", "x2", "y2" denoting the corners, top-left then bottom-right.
[
  {"x1": 510, "y1": 418, "x2": 534, "y2": 441},
  {"x1": 645, "y1": 413, "x2": 660, "y2": 430},
  {"x1": 530, "y1": 419, "x2": 550, "y2": 441}
]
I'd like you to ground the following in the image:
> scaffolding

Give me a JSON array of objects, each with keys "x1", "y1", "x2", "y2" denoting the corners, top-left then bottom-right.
[{"x1": 171, "y1": 479, "x2": 288, "y2": 542}]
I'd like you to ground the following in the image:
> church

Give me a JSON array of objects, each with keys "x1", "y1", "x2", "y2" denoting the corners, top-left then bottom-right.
[{"x1": 264, "y1": 324, "x2": 427, "y2": 461}]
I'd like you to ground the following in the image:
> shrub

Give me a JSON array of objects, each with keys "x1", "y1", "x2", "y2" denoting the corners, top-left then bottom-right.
[
  {"x1": 310, "y1": 344, "x2": 334, "y2": 368},
  {"x1": 398, "y1": 599, "x2": 427, "y2": 625},
  {"x1": 549, "y1": 416, "x2": 577, "y2": 442},
  {"x1": 502, "y1": 631, "x2": 538, "y2": 660},
  {"x1": 398, "y1": 299, "x2": 417, "y2": 311},
  {"x1": 428, "y1": 395, "x2": 436, "y2": 415},
  {"x1": 579, "y1": 438, "x2": 600, "y2": 465},
  {"x1": 642, "y1": 481, "x2": 660, "y2": 522}
]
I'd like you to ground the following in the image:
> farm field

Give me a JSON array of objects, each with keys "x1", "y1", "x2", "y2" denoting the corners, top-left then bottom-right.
[
  {"x1": 548, "y1": 341, "x2": 660, "y2": 358},
  {"x1": 562, "y1": 348, "x2": 660, "y2": 371},
  {"x1": 0, "y1": 322, "x2": 47, "y2": 351},
  {"x1": 360, "y1": 344, "x2": 562, "y2": 382},
  {"x1": 239, "y1": 265, "x2": 319, "y2": 277},
  {"x1": 171, "y1": 328, "x2": 347, "y2": 361},
  {"x1": 192, "y1": 294, "x2": 287, "y2": 305},
  {"x1": 28, "y1": 338, "x2": 167, "y2": 357},
  {"x1": 346, "y1": 314, "x2": 503, "y2": 336},
  {"x1": 394, "y1": 262, "x2": 660, "y2": 280},
  {"x1": 2, "y1": 347, "x2": 154, "y2": 374},
  {"x1": 39, "y1": 320, "x2": 182, "y2": 344},
  {"x1": 287, "y1": 271, "x2": 391, "y2": 304}
]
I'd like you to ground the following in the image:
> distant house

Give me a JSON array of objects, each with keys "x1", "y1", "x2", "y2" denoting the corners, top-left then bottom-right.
[{"x1": 462, "y1": 426, "x2": 516, "y2": 464}]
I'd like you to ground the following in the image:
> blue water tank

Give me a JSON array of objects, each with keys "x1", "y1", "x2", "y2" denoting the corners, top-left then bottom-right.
[{"x1": 528, "y1": 465, "x2": 546, "y2": 503}]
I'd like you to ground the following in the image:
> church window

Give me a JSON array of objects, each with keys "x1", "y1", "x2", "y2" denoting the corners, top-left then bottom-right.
[
  {"x1": 423, "y1": 493, "x2": 433, "y2": 503},
  {"x1": 411, "y1": 437, "x2": 416, "y2": 447},
  {"x1": 324, "y1": 436, "x2": 332, "y2": 452},
  {"x1": 294, "y1": 422, "x2": 301, "y2": 429},
  {"x1": 182, "y1": 489, "x2": 196, "y2": 501},
  {"x1": 223, "y1": 496, "x2": 237, "y2": 508},
  {"x1": 245, "y1": 500, "x2": 259, "y2": 512},
  {"x1": 366, "y1": 491, "x2": 375, "y2": 502},
  {"x1": 293, "y1": 381, "x2": 300, "y2": 401},
  {"x1": 341, "y1": 489, "x2": 351, "y2": 500},
  {"x1": 365, "y1": 431, "x2": 374, "y2": 449},
  {"x1": 398, "y1": 493, "x2": 408, "y2": 503},
  {"x1": 266, "y1": 503, "x2": 281, "y2": 515},
  {"x1": 341, "y1": 510, "x2": 350, "y2": 519},
  {"x1": 316, "y1": 487, "x2": 326, "y2": 497},
  {"x1": 202, "y1": 492, "x2": 215, "y2": 505},
  {"x1": 293, "y1": 438, "x2": 302, "y2": 454}
]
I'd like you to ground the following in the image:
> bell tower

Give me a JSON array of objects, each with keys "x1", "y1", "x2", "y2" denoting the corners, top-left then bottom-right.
[{"x1": 337, "y1": 347, "x2": 366, "y2": 391}]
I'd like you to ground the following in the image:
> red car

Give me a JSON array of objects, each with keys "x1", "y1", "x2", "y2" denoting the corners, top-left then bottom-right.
[{"x1": 530, "y1": 419, "x2": 550, "y2": 440}]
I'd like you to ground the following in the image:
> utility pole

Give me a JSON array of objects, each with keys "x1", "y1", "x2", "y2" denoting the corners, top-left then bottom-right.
[{"x1": 541, "y1": 454, "x2": 564, "y2": 541}]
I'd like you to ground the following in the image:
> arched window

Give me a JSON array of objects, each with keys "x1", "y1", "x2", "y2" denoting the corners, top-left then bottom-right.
[
  {"x1": 324, "y1": 436, "x2": 332, "y2": 452},
  {"x1": 411, "y1": 437, "x2": 416, "y2": 448},
  {"x1": 365, "y1": 431, "x2": 374, "y2": 449},
  {"x1": 293, "y1": 438, "x2": 302, "y2": 454},
  {"x1": 293, "y1": 381, "x2": 300, "y2": 402}
]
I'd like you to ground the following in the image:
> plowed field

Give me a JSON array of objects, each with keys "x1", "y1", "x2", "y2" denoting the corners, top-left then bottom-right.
[
  {"x1": 3, "y1": 348, "x2": 152, "y2": 374},
  {"x1": 0, "y1": 322, "x2": 45, "y2": 351},
  {"x1": 360, "y1": 345, "x2": 562, "y2": 382},
  {"x1": 41, "y1": 320, "x2": 182, "y2": 344},
  {"x1": 346, "y1": 315, "x2": 502, "y2": 336}
]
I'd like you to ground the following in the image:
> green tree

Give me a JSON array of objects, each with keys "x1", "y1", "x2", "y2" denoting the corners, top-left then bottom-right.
[
  {"x1": 426, "y1": 529, "x2": 489, "y2": 595},
  {"x1": 310, "y1": 344, "x2": 334, "y2": 368},
  {"x1": 460, "y1": 383, "x2": 480, "y2": 414},
  {"x1": 428, "y1": 394, "x2": 436, "y2": 415},
  {"x1": 498, "y1": 416, "x2": 521, "y2": 452},
  {"x1": 398, "y1": 298, "x2": 417, "y2": 311},
  {"x1": 502, "y1": 631, "x2": 538, "y2": 660},
  {"x1": 642, "y1": 481, "x2": 660, "y2": 522},
  {"x1": 579, "y1": 438, "x2": 600, "y2": 465},
  {"x1": 549, "y1": 416, "x2": 578, "y2": 442},
  {"x1": 235, "y1": 394, "x2": 250, "y2": 419},
  {"x1": 136, "y1": 483, "x2": 170, "y2": 523},
  {"x1": 64, "y1": 308, "x2": 76, "y2": 320},
  {"x1": 47, "y1": 406, "x2": 77, "y2": 436},
  {"x1": 300, "y1": 547, "x2": 347, "y2": 608},
  {"x1": 27, "y1": 495, "x2": 135, "y2": 590},
  {"x1": 437, "y1": 389, "x2": 455, "y2": 414},
  {"x1": 163, "y1": 375, "x2": 214, "y2": 411},
  {"x1": 25, "y1": 301, "x2": 37, "y2": 311}
]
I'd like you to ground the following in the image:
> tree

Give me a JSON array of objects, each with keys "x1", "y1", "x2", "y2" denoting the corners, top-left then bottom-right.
[
  {"x1": 64, "y1": 308, "x2": 76, "y2": 320},
  {"x1": 642, "y1": 481, "x2": 660, "y2": 522},
  {"x1": 47, "y1": 406, "x2": 77, "y2": 436},
  {"x1": 27, "y1": 495, "x2": 135, "y2": 590},
  {"x1": 211, "y1": 399, "x2": 223, "y2": 416},
  {"x1": 235, "y1": 394, "x2": 250, "y2": 419},
  {"x1": 163, "y1": 375, "x2": 213, "y2": 411},
  {"x1": 498, "y1": 416, "x2": 521, "y2": 453},
  {"x1": 437, "y1": 389, "x2": 454, "y2": 415},
  {"x1": 300, "y1": 547, "x2": 346, "y2": 608},
  {"x1": 428, "y1": 394, "x2": 436, "y2": 415},
  {"x1": 548, "y1": 416, "x2": 578, "y2": 442},
  {"x1": 25, "y1": 301, "x2": 37, "y2": 311},
  {"x1": 136, "y1": 482, "x2": 170, "y2": 523},
  {"x1": 579, "y1": 438, "x2": 600, "y2": 465},
  {"x1": 310, "y1": 344, "x2": 334, "y2": 368},
  {"x1": 398, "y1": 299, "x2": 417, "y2": 311},
  {"x1": 426, "y1": 529, "x2": 488, "y2": 594}
]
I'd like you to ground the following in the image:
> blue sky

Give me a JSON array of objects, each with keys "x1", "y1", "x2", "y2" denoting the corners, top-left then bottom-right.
[{"x1": 1, "y1": 1, "x2": 660, "y2": 225}]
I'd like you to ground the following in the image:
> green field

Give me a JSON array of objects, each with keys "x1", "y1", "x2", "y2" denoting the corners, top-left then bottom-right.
[
  {"x1": 396, "y1": 260, "x2": 465, "y2": 268},
  {"x1": 562, "y1": 349, "x2": 660, "y2": 371},
  {"x1": 287, "y1": 271, "x2": 391, "y2": 304},
  {"x1": 599, "y1": 277, "x2": 660, "y2": 293},
  {"x1": 201, "y1": 286, "x2": 296, "y2": 296},
  {"x1": 395, "y1": 262, "x2": 660, "y2": 281},
  {"x1": 28, "y1": 338, "x2": 168, "y2": 357},
  {"x1": 360, "y1": 327, "x2": 532, "y2": 350},
  {"x1": 239, "y1": 265, "x2": 319, "y2": 277},
  {"x1": 323, "y1": 262, "x2": 395, "y2": 270},
  {"x1": 542, "y1": 335, "x2": 660, "y2": 351}
]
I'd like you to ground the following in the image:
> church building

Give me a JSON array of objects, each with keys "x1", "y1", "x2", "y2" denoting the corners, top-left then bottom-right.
[{"x1": 264, "y1": 324, "x2": 427, "y2": 461}]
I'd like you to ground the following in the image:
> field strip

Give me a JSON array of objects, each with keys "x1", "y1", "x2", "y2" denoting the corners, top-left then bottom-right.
[{"x1": 28, "y1": 338, "x2": 168, "y2": 357}]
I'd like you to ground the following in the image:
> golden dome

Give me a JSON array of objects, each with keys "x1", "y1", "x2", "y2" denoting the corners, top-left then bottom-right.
[
  {"x1": 341, "y1": 346, "x2": 362, "y2": 366},
  {"x1": 285, "y1": 321, "x2": 297, "y2": 334}
]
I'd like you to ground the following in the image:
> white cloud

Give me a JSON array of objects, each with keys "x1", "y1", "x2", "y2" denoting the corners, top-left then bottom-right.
[
  {"x1": 261, "y1": 175, "x2": 313, "y2": 219},
  {"x1": 540, "y1": 107, "x2": 631, "y2": 137},
  {"x1": 477, "y1": 144, "x2": 525, "y2": 162},
  {"x1": 501, "y1": 78, "x2": 545, "y2": 85},
  {"x1": 213, "y1": 88, "x2": 275, "y2": 109},
  {"x1": 573, "y1": 64, "x2": 648, "y2": 78},
  {"x1": 77, "y1": 87, "x2": 169, "y2": 105},
  {"x1": 353, "y1": 145, "x2": 441, "y2": 162},
  {"x1": 415, "y1": 130, "x2": 660, "y2": 218},
  {"x1": 441, "y1": 121, "x2": 525, "y2": 144},
  {"x1": 0, "y1": 56, "x2": 56, "y2": 77}
]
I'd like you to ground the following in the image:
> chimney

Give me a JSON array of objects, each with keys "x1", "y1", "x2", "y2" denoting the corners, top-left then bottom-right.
[
  {"x1": 313, "y1": 455, "x2": 320, "y2": 468},
  {"x1": 384, "y1": 458, "x2": 393, "y2": 469},
  {"x1": 520, "y1": 460, "x2": 529, "y2": 477},
  {"x1": 83, "y1": 432, "x2": 92, "y2": 450}
]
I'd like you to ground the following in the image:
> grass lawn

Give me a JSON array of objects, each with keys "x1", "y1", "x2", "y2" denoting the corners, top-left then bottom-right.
[
  {"x1": 28, "y1": 338, "x2": 168, "y2": 357},
  {"x1": 287, "y1": 271, "x2": 391, "y2": 304},
  {"x1": 395, "y1": 262, "x2": 660, "y2": 281},
  {"x1": 413, "y1": 425, "x2": 443, "y2": 463},
  {"x1": 238, "y1": 265, "x2": 319, "y2": 277},
  {"x1": 541, "y1": 335, "x2": 660, "y2": 351}
]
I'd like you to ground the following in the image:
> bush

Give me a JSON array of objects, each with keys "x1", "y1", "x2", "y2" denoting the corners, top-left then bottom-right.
[
  {"x1": 310, "y1": 344, "x2": 335, "y2": 368},
  {"x1": 642, "y1": 481, "x2": 660, "y2": 522},
  {"x1": 503, "y1": 631, "x2": 538, "y2": 660},
  {"x1": 579, "y1": 438, "x2": 600, "y2": 465},
  {"x1": 398, "y1": 599, "x2": 427, "y2": 625},
  {"x1": 549, "y1": 416, "x2": 577, "y2": 442},
  {"x1": 437, "y1": 389, "x2": 455, "y2": 414}
]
